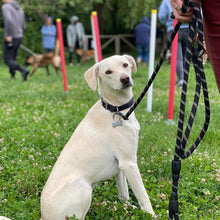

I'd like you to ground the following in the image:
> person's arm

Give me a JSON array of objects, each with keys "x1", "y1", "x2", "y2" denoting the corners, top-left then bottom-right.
[
  {"x1": 66, "y1": 26, "x2": 72, "y2": 47},
  {"x1": 170, "y1": 0, "x2": 200, "y2": 23},
  {"x1": 22, "y1": 11, "x2": 26, "y2": 32},
  {"x1": 79, "y1": 23, "x2": 86, "y2": 42},
  {"x1": 2, "y1": 5, "x2": 13, "y2": 41},
  {"x1": 50, "y1": 25, "x2": 56, "y2": 36},
  {"x1": 41, "y1": 26, "x2": 48, "y2": 35},
  {"x1": 158, "y1": 0, "x2": 168, "y2": 25}
]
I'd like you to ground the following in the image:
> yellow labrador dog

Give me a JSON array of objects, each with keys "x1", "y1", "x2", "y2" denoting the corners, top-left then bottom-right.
[{"x1": 40, "y1": 55, "x2": 155, "y2": 219}]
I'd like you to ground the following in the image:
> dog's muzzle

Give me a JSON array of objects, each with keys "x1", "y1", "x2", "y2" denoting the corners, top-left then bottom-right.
[{"x1": 120, "y1": 75, "x2": 132, "y2": 88}]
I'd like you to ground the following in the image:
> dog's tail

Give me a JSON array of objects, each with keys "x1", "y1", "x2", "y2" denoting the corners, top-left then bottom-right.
[{"x1": 55, "y1": 38, "x2": 60, "y2": 56}]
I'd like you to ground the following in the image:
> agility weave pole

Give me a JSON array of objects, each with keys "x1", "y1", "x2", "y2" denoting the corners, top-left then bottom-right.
[
  {"x1": 167, "y1": 19, "x2": 178, "y2": 123},
  {"x1": 56, "y1": 18, "x2": 68, "y2": 92},
  {"x1": 111, "y1": 1, "x2": 210, "y2": 219},
  {"x1": 147, "y1": 9, "x2": 157, "y2": 113},
  {"x1": 91, "y1": 11, "x2": 102, "y2": 63}
]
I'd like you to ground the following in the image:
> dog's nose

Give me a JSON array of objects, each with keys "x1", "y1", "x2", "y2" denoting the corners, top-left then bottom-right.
[{"x1": 120, "y1": 75, "x2": 130, "y2": 84}]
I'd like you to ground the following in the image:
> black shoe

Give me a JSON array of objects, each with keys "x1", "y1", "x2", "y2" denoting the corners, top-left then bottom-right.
[
  {"x1": 21, "y1": 69, "x2": 29, "y2": 81},
  {"x1": 11, "y1": 72, "x2": 15, "y2": 79}
]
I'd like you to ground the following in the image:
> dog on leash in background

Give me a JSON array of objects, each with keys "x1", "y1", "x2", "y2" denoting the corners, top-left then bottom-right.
[
  {"x1": 76, "y1": 49, "x2": 95, "y2": 64},
  {"x1": 24, "y1": 39, "x2": 61, "y2": 76}
]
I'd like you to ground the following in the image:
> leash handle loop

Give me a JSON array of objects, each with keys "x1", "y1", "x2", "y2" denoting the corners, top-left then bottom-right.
[{"x1": 175, "y1": 1, "x2": 210, "y2": 160}]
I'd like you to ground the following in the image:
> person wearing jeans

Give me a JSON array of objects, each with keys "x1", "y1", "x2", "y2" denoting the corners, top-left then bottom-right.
[
  {"x1": 1, "y1": 0, "x2": 29, "y2": 80},
  {"x1": 136, "y1": 45, "x2": 149, "y2": 66},
  {"x1": 134, "y1": 17, "x2": 151, "y2": 66},
  {"x1": 170, "y1": 0, "x2": 220, "y2": 92},
  {"x1": 159, "y1": 0, "x2": 189, "y2": 87}
]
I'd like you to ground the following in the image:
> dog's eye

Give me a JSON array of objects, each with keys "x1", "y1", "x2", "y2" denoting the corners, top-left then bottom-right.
[
  {"x1": 123, "y1": 63, "x2": 128, "y2": 68},
  {"x1": 105, "y1": 70, "x2": 112, "y2": 75}
]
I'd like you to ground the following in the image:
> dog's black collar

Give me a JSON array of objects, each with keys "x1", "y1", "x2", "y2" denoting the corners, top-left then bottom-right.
[{"x1": 101, "y1": 97, "x2": 134, "y2": 113}]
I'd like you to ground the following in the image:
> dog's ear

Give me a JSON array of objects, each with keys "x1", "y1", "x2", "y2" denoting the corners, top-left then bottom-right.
[
  {"x1": 123, "y1": 55, "x2": 137, "y2": 73},
  {"x1": 84, "y1": 63, "x2": 99, "y2": 91}
]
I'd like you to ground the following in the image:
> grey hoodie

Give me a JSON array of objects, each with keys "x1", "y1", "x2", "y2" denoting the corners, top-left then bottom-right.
[
  {"x1": 1, "y1": 0, "x2": 26, "y2": 39},
  {"x1": 66, "y1": 16, "x2": 85, "y2": 49}
]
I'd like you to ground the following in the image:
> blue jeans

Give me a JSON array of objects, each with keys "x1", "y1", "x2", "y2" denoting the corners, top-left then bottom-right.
[
  {"x1": 167, "y1": 28, "x2": 189, "y2": 85},
  {"x1": 136, "y1": 45, "x2": 149, "y2": 63}
]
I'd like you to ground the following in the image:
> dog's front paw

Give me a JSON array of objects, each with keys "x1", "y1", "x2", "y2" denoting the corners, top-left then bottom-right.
[
  {"x1": 141, "y1": 205, "x2": 155, "y2": 217},
  {"x1": 152, "y1": 213, "x2": 158, "y2": 219}
]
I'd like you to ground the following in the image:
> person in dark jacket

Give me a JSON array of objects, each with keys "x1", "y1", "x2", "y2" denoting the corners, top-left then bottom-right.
[
  {"x1": 1, "y1": 0, "x2": 29, "y2": 80},
  {"x1": 134, "y1": 17, "x2": 151, "y2": 66},
  {"x1": 41, "y1": 16, "x2": 57, "y2": 53}
]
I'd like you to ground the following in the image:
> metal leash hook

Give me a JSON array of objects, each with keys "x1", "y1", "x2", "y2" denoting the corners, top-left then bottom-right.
[{"x1": 168, "y1": 1, "x2": 210, "y2": 219}]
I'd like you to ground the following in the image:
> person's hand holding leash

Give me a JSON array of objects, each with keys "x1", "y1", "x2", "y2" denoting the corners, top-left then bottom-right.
[{"x1": 170, "y1": 0, "x2": 200, "y2": 23}]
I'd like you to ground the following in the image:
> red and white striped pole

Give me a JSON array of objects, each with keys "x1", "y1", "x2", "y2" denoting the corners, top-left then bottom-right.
[
  {"x1": 167, "y1": 19, "x2": 178, "y2": 123},
  {"x1": 91, "y1": 11, "x2": 102, "y2": 62},
  {"x1": 56, "y1": 18, "x2": 68, "y2": 92}
]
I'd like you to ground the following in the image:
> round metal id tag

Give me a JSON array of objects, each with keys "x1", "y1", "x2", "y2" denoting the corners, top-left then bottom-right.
[{"x1": 112, "y1": 112, "x2": 123, "y2": 128}]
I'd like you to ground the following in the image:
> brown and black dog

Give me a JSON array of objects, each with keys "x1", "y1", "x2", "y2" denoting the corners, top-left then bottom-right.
[
  {"x1": 24, "y1": 39, "x2": 61, "y2": 76},
  {"x1": 76, "y1": 49, "x2": 95, "y2": 64}
]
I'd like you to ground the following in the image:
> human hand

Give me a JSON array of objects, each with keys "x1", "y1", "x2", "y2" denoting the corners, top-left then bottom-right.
[
  {"x1": 6, "y1": 36, "x2": 12, "y2": 42},
  {"x1": 170, "y1": 0, "x2": 196, "y2": 23}
]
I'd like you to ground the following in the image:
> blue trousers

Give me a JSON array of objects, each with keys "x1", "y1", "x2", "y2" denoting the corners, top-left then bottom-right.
[
  {"x1": 136, "y1": 44, "x2": 149, "y2": 63},
  {"x1": 167, "y1": 28, "x2": 189, "y2": 85}
]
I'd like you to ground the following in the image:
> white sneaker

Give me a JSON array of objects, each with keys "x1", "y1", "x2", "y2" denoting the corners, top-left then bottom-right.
[{"x1": 69, "y1": 63, "x2": 73, "y2": 66}]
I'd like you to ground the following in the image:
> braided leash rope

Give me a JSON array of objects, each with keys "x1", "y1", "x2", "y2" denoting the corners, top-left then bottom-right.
[{"x1": 168, "y1": 1, "x2": 210, "y2": 220}]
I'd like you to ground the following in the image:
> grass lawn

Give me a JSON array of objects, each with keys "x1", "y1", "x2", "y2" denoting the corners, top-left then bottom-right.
[{"x1": 0, "y1": 55, "x2": 219, "y2": 220}]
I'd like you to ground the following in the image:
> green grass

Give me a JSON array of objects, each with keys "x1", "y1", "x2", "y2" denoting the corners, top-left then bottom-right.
[{"x1": 0, "y1": 57, "x2": 219, "y2": 220}]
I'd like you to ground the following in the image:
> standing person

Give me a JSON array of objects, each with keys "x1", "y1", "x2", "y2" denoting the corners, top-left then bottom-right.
[
  {"x1": 1, "y1": 0, "x2": 29, "y2": 80},
  {"x1": 66, "y1": 16, "x2": 85, "y2": 66},
  {"x1": 134, "y1": 16, "x2": 151, "y2": 66},
  {"x1": 158, "y1": 0, "x2": 189, "y2": 87},
  {"x1": 41, "y1": 16, "x2": 57, "y2": 53},
  {"x1": 170, "y1": 0, "x2": 220, "y2": 92}
]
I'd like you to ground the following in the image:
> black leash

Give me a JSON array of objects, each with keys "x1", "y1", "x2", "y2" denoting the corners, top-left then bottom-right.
[{"x1": 168, "y1": 1, "x2": 210, "y2": 220}]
